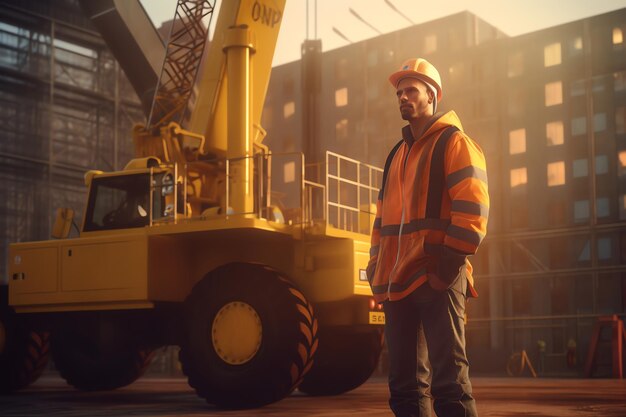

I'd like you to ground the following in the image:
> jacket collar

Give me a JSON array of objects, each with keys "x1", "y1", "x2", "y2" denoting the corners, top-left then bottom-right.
[{"x1": 401, "y1": 112, "x2": 446, "y2": 145}]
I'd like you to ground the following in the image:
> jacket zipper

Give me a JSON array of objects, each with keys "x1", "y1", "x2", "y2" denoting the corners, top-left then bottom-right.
[{"x1": 388, "y1": 142, "x2": 412, "y2": 299}]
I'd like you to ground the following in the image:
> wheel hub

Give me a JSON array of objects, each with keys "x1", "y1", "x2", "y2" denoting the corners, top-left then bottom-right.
[{"x1": 211, "y1": 301, "x2": 262, "y2": 365}]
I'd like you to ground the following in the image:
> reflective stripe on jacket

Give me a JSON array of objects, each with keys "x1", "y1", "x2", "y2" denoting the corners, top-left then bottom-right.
[{"x1": 367, "y1": 111, "x2": 489, "y2": 303}]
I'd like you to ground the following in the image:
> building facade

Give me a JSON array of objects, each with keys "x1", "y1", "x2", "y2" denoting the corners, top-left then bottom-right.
[
  {"x1": 0, "y1": 0, "x2": 142, "y2": 285},
  {"x1": 263, "y1": 9, "x2": 626, "y2": 375}
]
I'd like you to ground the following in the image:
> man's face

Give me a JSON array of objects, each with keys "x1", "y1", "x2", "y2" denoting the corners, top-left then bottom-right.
[{"x1": 395, "y1": 77, "x2": 433, "y2": 121}]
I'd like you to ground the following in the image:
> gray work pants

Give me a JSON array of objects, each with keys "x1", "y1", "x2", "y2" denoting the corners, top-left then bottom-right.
[{"x1": 384, "y1": 272, "x2": 478, "y2": 417}]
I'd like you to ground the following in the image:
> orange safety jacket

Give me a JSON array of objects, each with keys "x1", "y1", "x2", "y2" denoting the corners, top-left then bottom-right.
[{"x1": 367, "y1": 111, "x2": 489, "y2": 303}]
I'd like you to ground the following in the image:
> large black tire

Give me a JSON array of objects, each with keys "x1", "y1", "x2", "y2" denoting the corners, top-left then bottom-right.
[
  {"x1": 51, "y1": 327, "x2": 154, "y2": 391},
  {"x1": 0, "y1": 305, "x2": 50, "y2": 393},
  {"x1": 180, "y1": 263, "x2": 318, "y2": 409},
  {"x1": 298, "y1": 327, "x2": 383, "y2": 396}
]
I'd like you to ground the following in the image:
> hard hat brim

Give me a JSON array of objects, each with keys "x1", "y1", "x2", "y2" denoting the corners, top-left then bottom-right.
[{"x1": 389, "y1": 71, "x2": 442, "y2": 101}]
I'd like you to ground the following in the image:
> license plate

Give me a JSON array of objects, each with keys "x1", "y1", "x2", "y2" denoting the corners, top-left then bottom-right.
[{"x1": 369, "y1": 311, "x2": 385, "y2": 325}]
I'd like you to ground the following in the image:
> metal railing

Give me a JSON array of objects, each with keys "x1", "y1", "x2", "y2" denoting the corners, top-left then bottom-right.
[
  {"x1": 158, "y1": 150, "x2": 384, "y2": 235},
  {"x1": 325, "y1": 151, "x2": 383, "y2": 234}
]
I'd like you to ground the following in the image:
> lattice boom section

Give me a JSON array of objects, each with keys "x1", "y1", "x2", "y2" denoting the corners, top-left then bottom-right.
[{"x1": 148, "y1": 0, "x2": 215, "y2": 129}]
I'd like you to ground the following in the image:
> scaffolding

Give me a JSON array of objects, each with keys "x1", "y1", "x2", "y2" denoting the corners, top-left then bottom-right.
[{"x1": 0, "y1": 0, "x2": 144, "y2": 283}]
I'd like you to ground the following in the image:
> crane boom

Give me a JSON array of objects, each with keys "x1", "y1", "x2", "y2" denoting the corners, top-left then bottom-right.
[
  {"x1": 78, "y1": 0, "x2": 165, "y2": 117},
  {"x1": 188, "y1": 0, "x2": 285, "y2": 156},
  {"x1": 147, "y1": 0, "x2": 216, "y2": 130}
]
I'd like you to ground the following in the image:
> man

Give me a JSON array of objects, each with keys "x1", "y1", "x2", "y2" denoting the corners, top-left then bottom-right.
[{"x1": 367, "y1": 58, "x2": 489, "y2": 417}]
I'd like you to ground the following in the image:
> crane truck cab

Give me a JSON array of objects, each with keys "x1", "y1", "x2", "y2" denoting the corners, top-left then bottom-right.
[{"x1": 1, "y1": 0, "x2": 385, "y2": 408}]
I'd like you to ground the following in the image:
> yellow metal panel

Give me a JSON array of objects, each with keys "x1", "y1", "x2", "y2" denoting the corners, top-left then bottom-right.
[
  {"x1": 148, "y1": 235, "x2": 192, "y2": 302},
  {"x1": 9, "y1": 234, "x2": 149, "y2": 309},
  {"x1": 14, "y1": 301, "x2": 154, "y2": 314},
  {"x1": 61, "y1": 237, "x2": 147, "y2": 293},
  {"x1": 186, "y1": 227, "x2": 295, "y2": 291},
  {"x1": 145, "y1": 216, "x2": 293, "y2": 237},
  {"x1": 9, "y1": 234, "x2": 147, "y2": 312},
  {"x1": 294, "y1": 238, "x2": 354, "y2": 303},
  {"x1": 9, "y1": 245, "x2": 58, "y2": 296},
  {"x1": 12, "y1": 287, "x2": 148, "y2": 308},
  {"x1": 354, "y1": 286, "x2": 373, "y2": 296},
  {"x1": 353, "y1": 239, "x2": 372, "y2": 295}
]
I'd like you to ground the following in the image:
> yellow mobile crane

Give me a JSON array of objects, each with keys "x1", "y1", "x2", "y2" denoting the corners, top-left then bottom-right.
[{"x1": 1, "y1": 0, "x2": 385, "y2": 408}]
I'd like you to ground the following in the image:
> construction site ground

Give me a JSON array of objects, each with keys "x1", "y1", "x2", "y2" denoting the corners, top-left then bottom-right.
[{"x1": 1, "y1": 374, "x2": 625, "y2": 416}]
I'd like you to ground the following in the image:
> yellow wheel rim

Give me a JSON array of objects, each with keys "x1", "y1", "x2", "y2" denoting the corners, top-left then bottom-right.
[
  {"x1": 212, "y1": 301, "x2": 262, "y2": 365},
  {"x1": 0, "y1": 321, "x2": 6, "y2": 355}
]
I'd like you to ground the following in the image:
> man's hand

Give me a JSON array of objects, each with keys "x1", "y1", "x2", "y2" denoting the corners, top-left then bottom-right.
[{"x1": 427, "y1": 273, "x2": 448, "y2": 291}]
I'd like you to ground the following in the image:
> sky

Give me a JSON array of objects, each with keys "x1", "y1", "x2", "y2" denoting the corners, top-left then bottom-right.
[{"x1": 141, "y1": 0, "x2": 626, "y2": 66}]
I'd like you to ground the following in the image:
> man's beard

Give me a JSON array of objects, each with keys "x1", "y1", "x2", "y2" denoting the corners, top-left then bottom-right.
[
  {"x1": 400, "y1": 102, "x2": 430, "y2": 120},
  {"x1": 400, "y1": 106, "x2": 415, "y2": 120}
]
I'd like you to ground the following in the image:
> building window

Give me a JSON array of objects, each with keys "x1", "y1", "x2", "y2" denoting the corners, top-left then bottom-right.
[
  {"x1": 424, "y1": 34, "x2": 437, "y2": 54},
  {"x1": 614, "y1": 71, "x2": 626, "y2": 92},
  {"x1": 597, "y1": 197, "x2": 610, "y2": 218},
  {"x1": 569, "y1": 36, "x2": 583, "y2": 55},
  {"x1": 571, "y1": 80, "x2": 585, "y2": 97},
  {"x1": 335, "y1": 87, "x2": 348, "y2": 107},
  {"x1": 616, "y1": 107, "x2": 626, "y2": 134},
  {"x1": 618, "y1": 151, "x2": 626, "y2": 175},
  {"x1": 595, "y1": 155, "x2": 608, "y2": 175},
  {"x1": 507, "y1": 52, "x2": 523, "y2": 78},
  {"x1": 592, "y1": 76, "x2": 605, "y2": 93},
  {"x1": 545, "y1": 81, "x2": 562, "y2": 106},
  {"x1": 284, "y1": 161, "x2": 295, "y2": 183},
  {"x1": 578, "y1": 240, "x2": 591, "y2": 261},
  {"x1": 336, "y1": 118, "x2": 348, "y2": 140},
  {"x1": 509, "y1": 128, "x2": 526, "y2": 154},
  {"x1": 594, "y1": 113, "x2": 607, "y2": 132},
  {"x1": 572, "y1": 158, "x2": 588, "y2": 178},
  {"x1": 598, "y1": 237, "x2": 611, "y2": 260},
  {"x1": 547, "y1": 161, "x2": 565, "y2": 186},
  {"x1": 620, "y1": 195, "x2": 626, "y2": 220},
  {"x1": 571, "y1": 116, "x2": 587, "y2": 136},
  {"x1": 544, "y1": 42, "x2": 561, "y2": 67},
  {"x1": 510, "y1": 167, "x2": 527, "y2": 188},
  {"x1": 53, "y1": 38, "x2": 96, "y2": 58},
  {"x1": 283, "y1": 101, "x2": 295, "y2": 119},
  {"x1": 574, "y1": 200, "x2": 590, "y2": 222},
  {"x1": 613, "y1": 28, "x2": 624, "y2": 45},
  {"x1": 546, "y1": 121, "x2": 564, "y2": 146}
]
